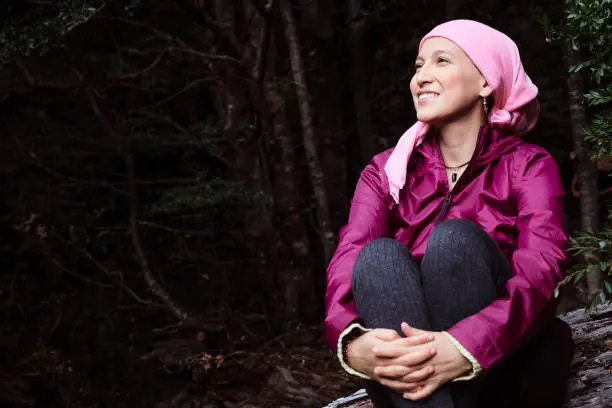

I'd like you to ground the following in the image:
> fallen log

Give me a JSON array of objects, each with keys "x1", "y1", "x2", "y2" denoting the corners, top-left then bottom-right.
[{"x1": 323, "y1": 306, "x2": 612, "y2": 408}]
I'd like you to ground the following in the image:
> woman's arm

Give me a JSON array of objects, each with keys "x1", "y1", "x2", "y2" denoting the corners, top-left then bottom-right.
[
  {"x1": 325, "y1": 154, "x2": 392, "y2": 351},
  {"x1": 446, "y1": 146, "x2": 567, "y2": 370}
]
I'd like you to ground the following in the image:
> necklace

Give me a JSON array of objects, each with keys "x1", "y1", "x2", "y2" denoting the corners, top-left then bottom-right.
[{"x1": 444, "y1": 160, "x2": 470, "y2": 183}]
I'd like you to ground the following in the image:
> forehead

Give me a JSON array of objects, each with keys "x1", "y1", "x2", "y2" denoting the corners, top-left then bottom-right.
[{"x1": 417, "y1": 37, "x2": 464, "y2": 58}]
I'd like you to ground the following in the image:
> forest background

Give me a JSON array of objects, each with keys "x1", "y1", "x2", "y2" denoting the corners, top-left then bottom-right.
[{"x1": 0, "y1": 0, "x2": 610, "y2": 407}]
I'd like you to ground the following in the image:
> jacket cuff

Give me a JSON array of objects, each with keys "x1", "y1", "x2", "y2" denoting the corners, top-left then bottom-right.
[
  {"x1": 442, "y1": 331, "x2": 483, "y2": 381},
  {"x1": 337, "y1": 322, "x2": 373, "y2": 379}
]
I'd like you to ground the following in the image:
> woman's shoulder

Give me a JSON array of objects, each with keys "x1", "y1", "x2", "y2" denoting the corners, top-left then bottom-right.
[
  {"x1": 358, "y1": 148, "x2": 395, "y2": 182},
  {"x1": 511, "y1": 140, "x2": 554, "y2": 158},
  {"x1": 502, "y1": 140, "x2": 558, "y2": 169},
  {"x1": 500, "y1": 140, "x2": 562, "y2": 188},
  {"x1": 369, "y1": 147, "x2": 395, "y2": 169}
]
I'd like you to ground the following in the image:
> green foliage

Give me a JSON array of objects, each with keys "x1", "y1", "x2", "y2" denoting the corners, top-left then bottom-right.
[
  {"x1": 582, "y1": 110, "x2": 612, "y2": 155},
  {"x1": 584, "y1": 88, "x2": 612, "y2": 107},
  {"x1": 563, "y1": 231, "x2": 612, "y2": 306},
  {"x1": 131, "y1": 117, "x2": 224, "y2": 152},
  {"x1": 0, "y1": 0, "x2": 103, "y2": 63},
  {"x1": 564, "y1": 0, "x2": 612, "y2": 158},
  {"x1": 147, "y1": 178, "x2": 258, "y2": 220},
  {"x1": 545, "y1": 0, "x2": 612, "y2": 303}
]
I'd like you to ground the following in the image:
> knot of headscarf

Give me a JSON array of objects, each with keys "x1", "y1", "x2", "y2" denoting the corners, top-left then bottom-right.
[{"x1": 384, "y1": 19, "x2": 539, "y2": 204}]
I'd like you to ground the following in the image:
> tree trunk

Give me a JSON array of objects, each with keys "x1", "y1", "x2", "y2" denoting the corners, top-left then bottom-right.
[
  {"x1": 346, "y1": 0, "x2": 378, "y2": 165},
  {"x1": 566, "y1": 49, "x2": 602, "y2": 298},
  {"x1": 279, "y1": 0, "x2": 335, "y2": 263},
  {"x1": 210, "y1": 0, "x2": 287, "y2": 321},
  {"x1": 245, "y1": 3, "x2": 284, "y2": 327},
  {"x1": 299, "y1": 0, "x2": 334, "y2": 39},
  {"x1": 263, "y1": 31, "x2": 317, "y2": 319},
  {"x1": 85, "y1": 88, "x2": 191, "y2": 322}
]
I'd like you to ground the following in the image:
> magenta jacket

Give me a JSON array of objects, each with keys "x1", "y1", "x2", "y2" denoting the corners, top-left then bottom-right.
[{"x1": 325, "y1": 126, "x2": 571, "y2": 370}]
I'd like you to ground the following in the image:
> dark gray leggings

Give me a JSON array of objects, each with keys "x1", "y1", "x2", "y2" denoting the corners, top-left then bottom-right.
[{"x1": 352, "y1": 219, "x2": 571, "y2": 408}]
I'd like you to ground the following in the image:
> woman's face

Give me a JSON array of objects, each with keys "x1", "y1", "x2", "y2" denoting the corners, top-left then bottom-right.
[{"x1": 410, "y1": 37, "x2": 490, "y2": 125}]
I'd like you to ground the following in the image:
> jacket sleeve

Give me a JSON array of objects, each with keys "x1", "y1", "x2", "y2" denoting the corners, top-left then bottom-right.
[
  {"x1": 446, "y1": 148, "x2": 567, "y2": 369},
  {"x1": 325, "y1": 157, "x2": 391, "y2": 351}
]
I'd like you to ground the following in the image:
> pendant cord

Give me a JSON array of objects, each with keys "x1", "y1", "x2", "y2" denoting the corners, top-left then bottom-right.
[{"x1": 444, "y1": 160, "x2": 471, "y2": 170}]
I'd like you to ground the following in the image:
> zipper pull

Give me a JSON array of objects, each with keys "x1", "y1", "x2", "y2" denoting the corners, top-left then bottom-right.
[{"x1": 436, "y1": 193, "x2": 453, "y2": 223}]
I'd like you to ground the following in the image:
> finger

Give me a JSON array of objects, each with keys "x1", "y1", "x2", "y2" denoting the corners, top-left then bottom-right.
[
  {"x1": 401, "y1": 365, "x2": 435, "y2": 383},
  {"x1": 392, "y1": 347, "x2": 436, "y2": 367},
  {"x1": 400, "y1": 322, "x2": 427, "y2": 337},
  {"x1": 374, "y1": 365, "x2": 413, "y2": 379},
  {"x1": 372, "y1": 343, "x2": 410, "y2": 358},
  {"x1": 403, "y1": 383, "x2": 438, "y2": 401},
  {"x1": 390, "y1": 333, "x2": 435, "y2": 347},
  {"x1": 379, "y1": 378, "x2": 424, "y2": 393},
  {"x1": 372, "y1": 329, "x2": 402, "y2": 342}
]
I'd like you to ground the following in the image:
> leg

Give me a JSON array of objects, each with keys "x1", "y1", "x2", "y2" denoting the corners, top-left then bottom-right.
[
  {"x1": 420, "y1": 219, "x2": 513, "y2": 331},
  {"x1": 352, "y1": 238, "x2": 455, "y2": 408},
  {"x1": 421, "y1": 219, "x2": 574, "y2": 407},
  {"x1": 419, "y1": 219, "x2": 514, "y2": 407}
]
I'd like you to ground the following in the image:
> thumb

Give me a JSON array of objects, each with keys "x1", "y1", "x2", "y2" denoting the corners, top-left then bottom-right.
[
  {"x1": 401, "y1": 322, "x2": 427, "y2": 337},
  {"x1": 372, "y1": 328, "x2": 402, "y2": 342}
]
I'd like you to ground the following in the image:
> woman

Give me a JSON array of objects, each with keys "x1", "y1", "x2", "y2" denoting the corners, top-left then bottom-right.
[{"x1": 325, "y1": 20, "x2": 574, "y2": 408}]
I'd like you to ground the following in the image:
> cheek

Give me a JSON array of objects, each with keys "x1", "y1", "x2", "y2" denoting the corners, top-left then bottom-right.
[
  {"x1": 409, "y1": 77, "x2": 418, "y2": 96},
  {"x1": 442, "y1": 72, "x2": 477, "y2": 102},
  {"x1": 440, "y1": 71, "x2": 463, "y2": 91}
]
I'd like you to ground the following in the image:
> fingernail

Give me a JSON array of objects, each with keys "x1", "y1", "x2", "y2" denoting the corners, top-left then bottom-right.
[
  {"x1": 372, "y1": 347, "x2": 378, "y2": 353},
  {"x1": 430, "y1": 348, "x2": 436, "y2": 355},
  {"x1": 427, "y1": 335, "x2": 435, "y2": 340}
]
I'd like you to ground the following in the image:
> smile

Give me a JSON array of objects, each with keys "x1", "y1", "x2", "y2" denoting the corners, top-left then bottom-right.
[{"x1": 418, "y1": 92, "x2": 439, "y2": 100}]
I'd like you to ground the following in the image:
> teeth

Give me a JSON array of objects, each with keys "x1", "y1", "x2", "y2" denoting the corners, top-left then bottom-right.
[{"x1": 418, "y1": 92, "x2": 438, "y2": 100}]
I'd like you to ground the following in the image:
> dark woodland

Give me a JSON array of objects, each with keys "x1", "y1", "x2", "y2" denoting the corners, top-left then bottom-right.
[{"x1": 0, "y1": 1, "x2": 610, "y2": 407}]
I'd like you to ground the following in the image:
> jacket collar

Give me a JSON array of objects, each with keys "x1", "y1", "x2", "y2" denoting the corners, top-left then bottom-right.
[{"x1": 414, "y1": 125, "x2": 522, "y2": 169}]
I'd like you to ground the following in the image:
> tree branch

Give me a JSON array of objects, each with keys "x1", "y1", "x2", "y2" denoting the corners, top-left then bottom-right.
[
  {"x1": 83, "y1": 85, "x2": 192, "y2": 322},
  {"x1": 117, "y1": 46, "x2": 242, "y2": 80},
  {"x1": 131, "y1": 77, "x2": 220, "y2": 111},
  {"x1": 55, "y1": 233, "x2": 161, "y2": 307},
  {"x1": 168, "y1": 0, "x2": 242, "y2": 53},
  {"x1": 12, "y1": 136, "x2": 128, "y2": 196},
  {"x1": 45, "y1": 254, "x2": 114, "y2": 288},
  {"x1": 138, "y1": 220, "x2": 216, "y2": 236}
]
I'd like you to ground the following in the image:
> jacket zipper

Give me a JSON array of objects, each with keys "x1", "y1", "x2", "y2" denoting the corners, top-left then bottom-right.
[
  {"x1": 436, "y1": 191, "x2": 454, "y2": 224},
  {"x1": 435, "y1": 126, "x2": 485, "y2": 223}
]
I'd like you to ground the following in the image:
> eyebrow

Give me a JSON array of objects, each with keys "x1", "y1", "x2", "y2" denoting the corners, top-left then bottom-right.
[{"x1": 415, "y1": 50, "x2": 456, "y2": 61}]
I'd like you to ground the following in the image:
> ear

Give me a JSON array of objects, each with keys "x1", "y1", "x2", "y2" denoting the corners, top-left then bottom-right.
[{"x1": 479, "y1": 78, "x2": 492, "y2": 98}]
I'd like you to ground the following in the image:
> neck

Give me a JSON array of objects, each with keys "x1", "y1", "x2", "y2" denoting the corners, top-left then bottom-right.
[{"x1": 436, "y1": 117, "x2": 484, "y2": 165}]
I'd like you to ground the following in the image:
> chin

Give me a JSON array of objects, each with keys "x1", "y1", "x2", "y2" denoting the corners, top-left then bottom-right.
[
  {"x1": 416, "y1": 111, "x2": 442, "y2": 124},
  {"x1": 416, "y1": 107, "x2": 456, "y2": 126}
]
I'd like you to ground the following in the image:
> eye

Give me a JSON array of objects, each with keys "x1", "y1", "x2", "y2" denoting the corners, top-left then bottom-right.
[
  {"x1": 414, "y1": 62, "x2": 423, "y2": 71},
  {"x1": 437, "y1": 57, "x2": 449, "y2": 64}
]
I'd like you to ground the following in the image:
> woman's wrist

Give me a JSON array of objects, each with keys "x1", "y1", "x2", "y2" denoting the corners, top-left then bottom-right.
[
  {"x1": 345, "y1": 337, "x2": 360, "y2": 369},
  {"x1": 338, "y1": 323, "x2": 372, "y2": 379},
  {"x1": 455, "y1": 354, "x2": 472, "y2": 376}
]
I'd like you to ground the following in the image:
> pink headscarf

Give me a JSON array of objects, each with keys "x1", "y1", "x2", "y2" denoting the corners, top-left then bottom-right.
[{"x1": 384, "y1": 19, "x2": 539, "y2": 203}]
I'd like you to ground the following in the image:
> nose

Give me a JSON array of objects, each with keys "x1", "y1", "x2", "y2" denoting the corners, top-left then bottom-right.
[{"x1": 414, "y1": 63, "x2": 434, "y2": 87}]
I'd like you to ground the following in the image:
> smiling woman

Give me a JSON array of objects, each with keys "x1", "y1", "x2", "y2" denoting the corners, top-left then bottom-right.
[
  {"x1": 325, "y1": 20, "x2": 574, "y2": 408},
  {"x1": 412, "y1": 40, "x2": 489, "y2": 130}
]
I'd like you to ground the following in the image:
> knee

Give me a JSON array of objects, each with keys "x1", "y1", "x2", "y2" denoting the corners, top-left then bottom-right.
[
  {"x1": 428, "y1": 218, "x2": 489, "y2": 251},
  {"x1": 352, "y1": 238, "x2": 413, "y2": 286}
]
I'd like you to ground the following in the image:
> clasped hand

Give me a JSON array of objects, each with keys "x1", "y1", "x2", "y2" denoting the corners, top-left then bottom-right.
[{"x1": 346, "y1": 323, "x2": 472, "y2": 400}]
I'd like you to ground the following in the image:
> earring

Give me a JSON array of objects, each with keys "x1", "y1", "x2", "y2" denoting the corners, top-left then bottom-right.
[{"x1": 482, "y1": 96, "x2": 489, "y2": 116}]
